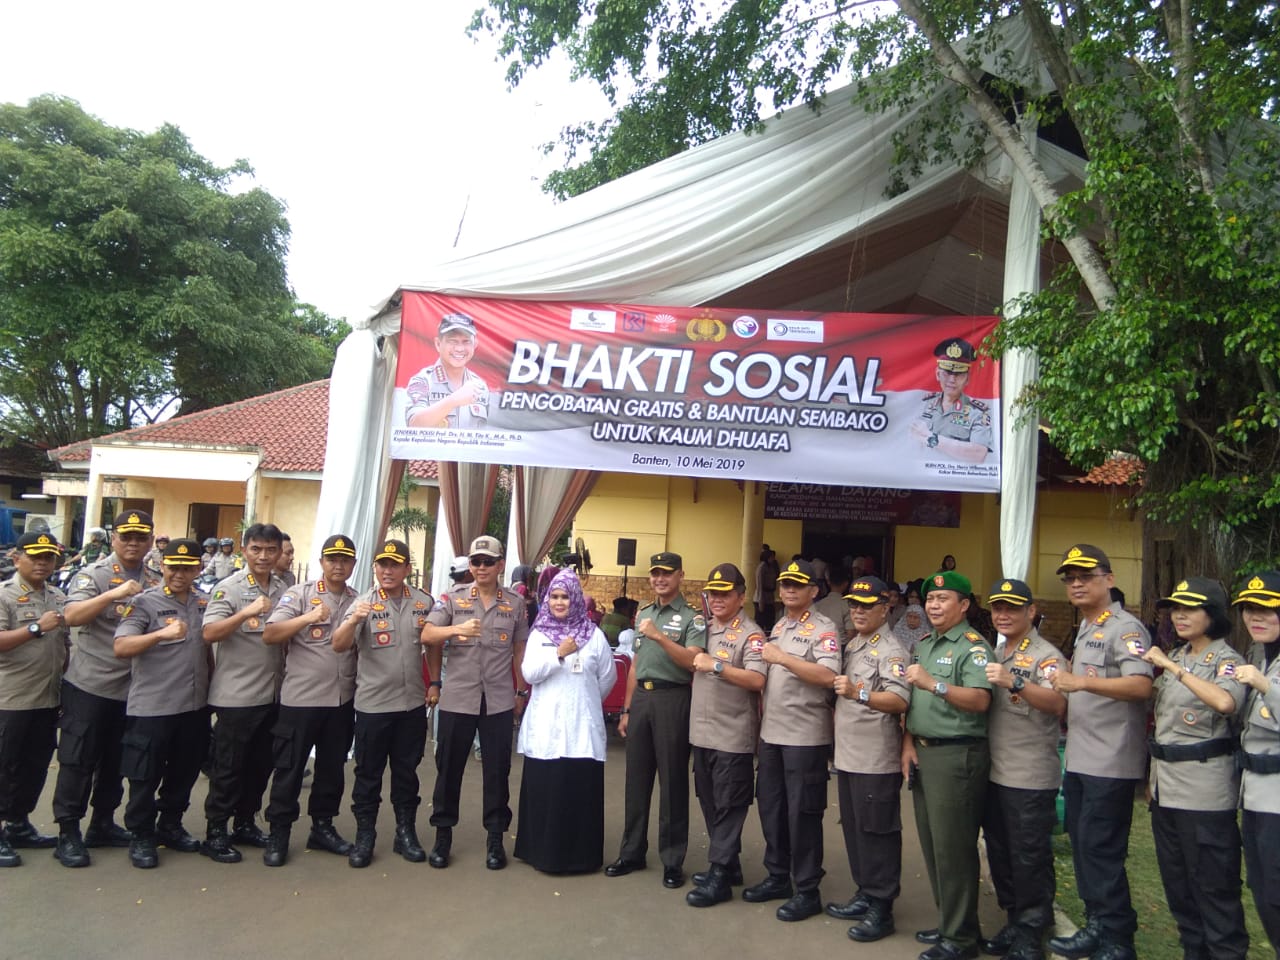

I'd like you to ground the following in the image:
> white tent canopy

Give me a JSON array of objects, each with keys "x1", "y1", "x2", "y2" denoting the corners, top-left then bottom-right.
[{"x1": 322, "y1": 16, "x2": 1081, "y2": 589}]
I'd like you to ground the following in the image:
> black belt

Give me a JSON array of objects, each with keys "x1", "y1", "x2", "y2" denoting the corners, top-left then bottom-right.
[
  {"x1": 1240, "y1": 751, "x2": 1280, "y2": 774},
  {"x1": 913, "y1": 735, "x2": 984, "y2": 748},
  {"x1": 1148, "y1": 738, "x2": 1234, "y2": 763},
  {"x1": 637, "y1": 679, "x2": 687, "y2": 691}
]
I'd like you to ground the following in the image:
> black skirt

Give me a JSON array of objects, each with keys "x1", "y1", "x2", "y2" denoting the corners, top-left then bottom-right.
[{"x1": 513, "y1": 756, "x2": 605, "y2": 874}]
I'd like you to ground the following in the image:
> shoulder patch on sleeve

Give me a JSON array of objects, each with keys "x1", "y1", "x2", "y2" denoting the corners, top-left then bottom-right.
[
  {"x1": 964, "y1": 631, "x2": 983, "y2": 642},
  {"x1": 819, "y1": 632, "x2": 839, "y2": 653}
]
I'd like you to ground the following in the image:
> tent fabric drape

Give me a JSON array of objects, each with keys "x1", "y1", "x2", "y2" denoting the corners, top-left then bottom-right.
[
  {"x1": 376, "y1": 459, "x2": 408, "y2": 544},
  {"x1": 436, "y1": 461, "x2": 499, "y2": 555},
  {"x1": 513, "y1": 467, "x2": 600, "y2": 569},
  {"x1": 998, "y1": 122, "x2": 1043, "y2": 581}
]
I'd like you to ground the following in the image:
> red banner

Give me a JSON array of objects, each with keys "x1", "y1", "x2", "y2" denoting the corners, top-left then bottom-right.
[{"x1": 391, "y1": 294, "x2": 1001, "y2": 491}]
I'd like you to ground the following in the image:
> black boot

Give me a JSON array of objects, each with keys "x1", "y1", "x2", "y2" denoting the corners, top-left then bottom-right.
[
  {"x1": 428, "y1": 826, "x2": 451, "y2": 869},
  {"x1": 1005, "y1": 930, "x2": 1045, "y2": 960},
  {"x1": 129, "y1": 835, "x2": 159, "y2": 869},
  {"x1": 742, "y1": 874, "x2": 793, "y2": 903},
  {"x1": 348, "y1": 817, "x2": 376, "y2": 869},
  {"x1": 155, "y1": 817, "x2": 200, "y2": 853},
  {"x1": 392, "y1": 808, "x2": 426, "y2": 863},
  {"x1": 486, "y1": 831, "x2": 507, "y2": 870},
  {"x1": 202, "y1": 821, "x2": 242, "y2": 863},
  {"x1": 262, "y1": 824, "x2": 290, "y2": 867},
  {"x1": 0, "y1": 834, "x2": 21, "y2": 868},
  {"x1": 826, "y1": 891, "x2": 871, "y2": 920},
  {"x1": 982, "y1": 924, "x2": 1020, "y2": 956},
  {"x1": 232, "y1": 817, "x2": 268, "y2": 848},
  {"x1": 693, "y1": 859, "x2": 743, "y2": 887},
  {"x1": 306, "y1": 816, "x2": 354, "y2": 855},
  {"x1": 686, "y1": 863, "x2": 733, "y2": 907},
  {"x1": 54, "y1": 825, "x2": 91, "y2": 868},
  {"x1": 84, "y1": 817, "x2": 132, "y2": 848},
  {"x1": 848, "y1": 897, "x2": 896, "y2": 942},
  {"x1": 1048, "y1": 918, "x2": 1101, "y2": 960},
  {"x1": 4, "y1": 818, "x2": 56, "y2": 848}
]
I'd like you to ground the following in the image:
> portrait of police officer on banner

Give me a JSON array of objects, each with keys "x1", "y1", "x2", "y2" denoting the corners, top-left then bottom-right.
[
  {"x1": 404, "y1": 313, "x2": 491, "y2": 429},
  {"x1": 909, "y1": 338, "x2": 994, "y2": 463}
]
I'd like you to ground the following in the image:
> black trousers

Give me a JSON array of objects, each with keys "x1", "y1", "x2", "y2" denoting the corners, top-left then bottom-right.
[
  {"x1": 203, "y1": 703, "x2": 277, "y2": 824},
  {"x1": 430, "y1": 700, "x2": 512, "y2": 833},
  {"x1": 983, "y1": 782, "x2": 1058, "y2": 934},
  {"x1": 692, "y1": 745, "x2": 753, "y2": 869},
  {"x1": 265, "y1": 702, "x2": 354, "y2": 826},
  {"x1": 352, "y1": 707, "x2": 428, "y2": 818},
  {"x1": 121, "y1": 710, "x2": 210, "y2": 835},
  {"x1": 1151, "y1": 802, "x2": 1248, "y2": 960},
  {"x1": 756, "y1": 740, "x2": 828, "y2": 892},
  {"x1": 1063, "y1": 772, "x2": 1138, "y2": 945},
  {"x1": 836, "y1": 769, "x2": 903, "y2": 903},
  {"x1": 0, "y1": 707, "x2": 57, "y2": 821},
  {"x1": 1243, "y1": 808, "x2": 1280, "y2": 956},
  {"x1": 51, "y1": 681, "x2": 127, "y2": 825},
  {"x1": 618, "y1": 684, "x2": 691, "y2": 868}
]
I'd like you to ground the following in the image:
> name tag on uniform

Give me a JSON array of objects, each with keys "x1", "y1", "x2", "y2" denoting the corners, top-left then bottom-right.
[{"x1": 571, "y1": 657, "x2": 584, "y2": 674}]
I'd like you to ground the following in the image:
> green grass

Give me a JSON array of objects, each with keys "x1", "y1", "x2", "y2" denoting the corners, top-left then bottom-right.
[{"x1": 1052, "y1": 800, "x2": 1272, "y2": 959}]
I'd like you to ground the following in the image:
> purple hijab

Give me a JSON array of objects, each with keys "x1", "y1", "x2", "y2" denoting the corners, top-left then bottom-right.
[{"x1": 531, "y1": 568, "x2": 595, "y2": 647}]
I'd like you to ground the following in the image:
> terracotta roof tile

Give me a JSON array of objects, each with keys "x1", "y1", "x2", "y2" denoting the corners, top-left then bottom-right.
[
  {"x1": 1071, "y1": 456, "x2": 1144, "y2": 486},
  {"x1": 49, "y1": 380, "x2": 438, "y2": 480}
]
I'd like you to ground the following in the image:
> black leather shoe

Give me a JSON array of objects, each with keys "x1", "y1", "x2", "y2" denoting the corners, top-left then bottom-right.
[
  {"x1": 826, "y1": 892, "x2": 871, "y2": 920},
  {"x1": 743, "y1": 874, "x2": 793, "y2": 903},
  {"x1": 1048, "y1": 922, "x2": 1100, "y2": 960},
  {"x1": 1004, "y1": 937, "x2": 1044, "y2": 960},
  {"x1": 692, "y1": 863, "x2": 743, "y2": 886},
  {"x1": 129, "y1": 836, "x2": 159, "y2": 869},
  {"x1": 5, "y1": 819, "x2": 56, "y2": 848},
  {"x1": 982, "y1": 926, "x2": 1019, "y2": 956},
  {"x1": 917, "y1": 929, "x2": 943, "y2": 944},
  {"x1": 1089, "y1": 944, "x2": 1135, "y2": 960},
  {"x1": 201, "y1": 822, "x2": 242, "y2": 864},
  {"x1": 662, "y1": 866, "x2": 685, "y2": 889},
  {"x1": 776, "y1": 889, "x2": 823, "y2": 922},
  {"x1": 604, "y1": 857, "x2": 645, "y2": 877},
  {"x1": 920, "y1": 943, "x2": 979, "y2": 960},
  {"x1": 848, "y1": 899, "x2": 895, "y2": 942},
  {"x1": 306, "y1": 817, "x2": 354, "y2": 856},
  {"x1": 232, "y1": 818, "x2": 268, "y2": 848},
  {"x1": 156, "y1": 821, "x2": 200, "y2": 853},
  {"x1": 486, "y1": 832, "x2": 508, "y2": 870},
  {"x1": 262, "y1": 826, "x2": 290, "y2": 867},
  {"x1": 428, "y1": 827, "x2": 452, "y2": 869},
  {"x1": 0, "y1": 836, "x2": 21, "y2": 868},
  {"x1": 686, "y1": 864, "x2": 733, "y2": 907},
  {"x1": 54, "y1": 831, "x2": 91, "y2": 868},
  {"x1": 348, "y1": 819, "x2": 376, "y2": 869},
  {"x1": 84, "y1": 820, "x2": 133, "y2": 848}
]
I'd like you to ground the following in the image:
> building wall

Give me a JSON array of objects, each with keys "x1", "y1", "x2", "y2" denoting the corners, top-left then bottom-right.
[
  {"x1": 135, "y1": 478, "x2": 246, "y2": 542},
  {"x1": 258, "y1": 477, "x2": 321, "y2": 565}
]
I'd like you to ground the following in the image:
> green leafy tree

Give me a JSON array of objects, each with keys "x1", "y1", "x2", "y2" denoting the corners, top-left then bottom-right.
[
  {"x1": 474, "y1": 1, "x2": 1280, "y2": 572},
  {"x1": 0, "y1": 95, "x2": 349, "y2": 449}
]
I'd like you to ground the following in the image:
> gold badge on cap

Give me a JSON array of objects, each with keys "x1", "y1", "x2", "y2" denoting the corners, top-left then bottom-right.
[
  {"x1": 178, "y1": 544, "x2": 189, "y2": 555},
  {"x1": 787, "y1": 562, "x2": 799, "y2": 572},
  {"x1": 1001, "y1": 581, "x2": 1012, "y2": 591},
  {"x1": 1176, "y1": 580, "x2": 1188, "y2": 591},
  {"x1": 1068, "y1": 547, "x2": 1082, "y2": 559},
  {"x1": 128, "y1": 513, "x2": 140, "y2": 524},
  {"x1": 335, "y1": 538, "x2": 346, "y2": 549},
  {"x1": 946, "y1": 341, "x2": 963, "y2": 359},
  {"x1": 934, "y1": 574, "x2": 945, "y2": 586},
  {"x1": 384, "y1": 543, "x2": 395, "y2": 553},
  {"x1": 1250, "y1": 576, "x2": 1264, "y2": 590},
  {"x1": 712, "y1": 569, "x2": 722, "y2": 580}
]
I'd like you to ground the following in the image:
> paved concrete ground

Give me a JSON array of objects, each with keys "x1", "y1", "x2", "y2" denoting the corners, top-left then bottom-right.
[{"x1": 3, "y1": 731, "x2": 1007, "y2": 960}]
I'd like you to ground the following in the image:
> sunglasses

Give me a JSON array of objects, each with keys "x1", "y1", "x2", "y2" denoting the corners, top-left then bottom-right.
[
  {"x1": 470, "y1": 556, "x2": 499, "y2": 567},
  {"x1": 1060, "y1": 571, "x2": 1105, "y2": 585}
]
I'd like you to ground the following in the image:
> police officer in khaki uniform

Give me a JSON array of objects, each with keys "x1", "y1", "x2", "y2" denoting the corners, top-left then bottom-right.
[
  {"x1": 421, "y1": 535, "x2": 528, "y2": 870},
  {"x1": 980, "y1": 579, "x2": 1067, "y2": 960},
  {"x1": 826, "y1": 575, "x2": 910, "y2": 942},
  {"x1": 910, "y1": 338, "x2": 994, "y2": 463},
  {"x1": 1047, "y1": 545, "x2": 1153, "y2": 960},
  {"x1": 1141, "y1": 578, "x2": 1248, "y2": 960},
  {"x1": 605, "y1": 551, "x2": 705, "y2": 889},
  {"x1": 114, "y1": 538, "x2": 211, "y2": 869},
  {"x1": 199, "y1": 522, "x2": 288, "y2": 863},
  {"x1": 204, "y1": 537, "x2": 240, "y2": 581},
  {"x1": 901, "y1": 570, "x2": 994, "y2": 960},
  {"x1": 404, "y1": 313, "x2": 491, "y2": 429},
  {"x1": 0, "y1": 532, "x2": 67, "y2": 867},
  {"x1": 1231, "y1": 570, "x2": 1280, "y2": 955},
  {"x1": 333, "y1": 539, "x2": 434, "y2": 868},
  {"x1": 743, "y1": 559, "x2": 840, "y2": 922},
  {"x1": 260, "y1": 534, "x2": 360, "y2": 866},
  {"x1": 684, "y1": 562, "x2": 766, "y2": 907},
  {"x1": 53, "y1": 510, "x2": 162, "y2": 865}
]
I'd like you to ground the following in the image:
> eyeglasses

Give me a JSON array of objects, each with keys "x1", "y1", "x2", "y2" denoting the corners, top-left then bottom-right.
[
  {"x1": 118, "y1": 533, "x2": 151, "y2": 543},
  {"x1": 470, "y1": 556, "x2": 499, "y2": 567},
  {"x1": 1060, "y1": 571, "x2": 1105, "y2": 585}
]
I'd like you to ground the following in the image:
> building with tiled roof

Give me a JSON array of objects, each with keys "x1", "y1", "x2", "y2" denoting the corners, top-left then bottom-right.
[{"x1": 42, "y1": 380, "x2": 437, "y2": 571}]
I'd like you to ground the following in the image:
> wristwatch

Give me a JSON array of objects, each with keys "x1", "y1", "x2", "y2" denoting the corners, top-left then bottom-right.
[
  {"x1": 515, "y1": 689, "x2": 530, "y2": 699},
  {"x1": 857, "y1": 687, "x2": 871, "y2": 704},
  {"x1": 932, "y1": 680, "x2": 949, "y2": 697},
  {"x1": 713, "y1": 660, "x2": 725, "y2": 675},
  {"x1": 1011, "y1": 675, "x2": 1026, "y2": 692},
  {"x1": 927, "y1": 434, "x2": 940, "y2": 448},
  {"x1": 27, "y1": 622, "x2": 43, "y2": 638}
]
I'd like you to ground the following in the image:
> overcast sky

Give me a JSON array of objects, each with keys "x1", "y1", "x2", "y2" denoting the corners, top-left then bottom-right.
[{"x1": 2, "y1": 0, "x2": 610, "y2": 325}]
